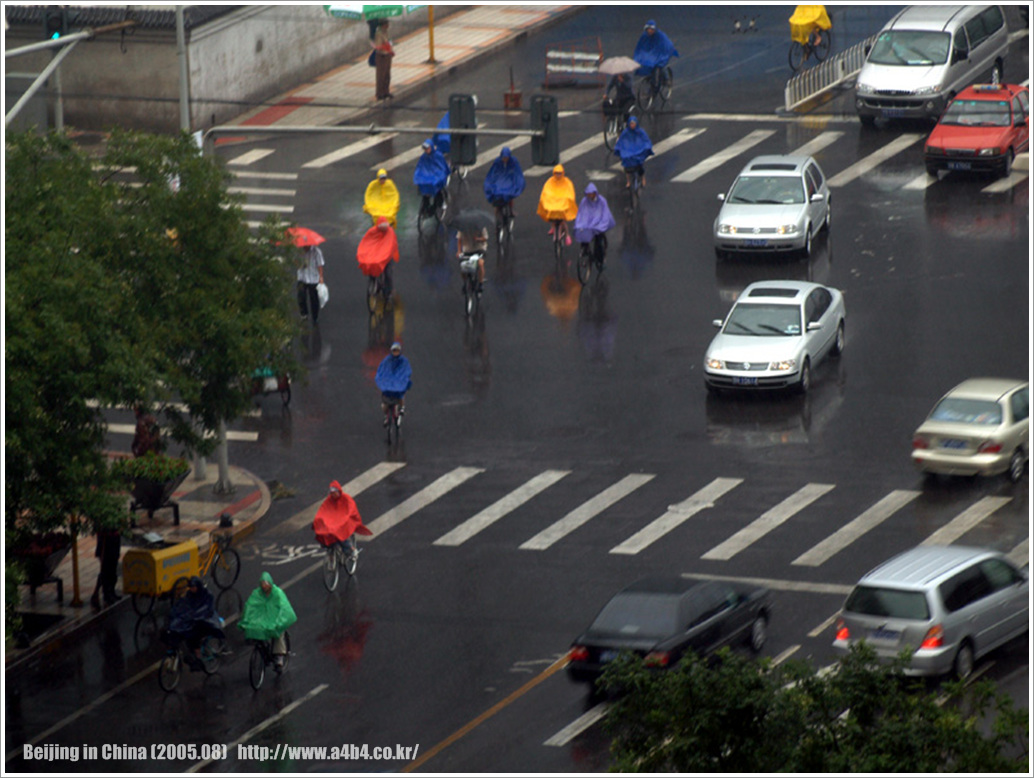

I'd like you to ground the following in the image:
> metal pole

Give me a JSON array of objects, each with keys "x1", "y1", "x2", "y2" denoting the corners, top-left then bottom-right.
[
  {"x1": 52, "y1": 52, "x2": 64, "y2": 131},
  {"x1": 5, "y1": 38, "x2": 80, "y2": 126},
  {"x1": 426, "y1": 5, "x2": 437, "y2": 64},
  {"x1": 176, "y1": 6, "x2": 190, "y2": 132},
  {"x1": 205, "y1": 123, "x2": 543, "y2": 140}
]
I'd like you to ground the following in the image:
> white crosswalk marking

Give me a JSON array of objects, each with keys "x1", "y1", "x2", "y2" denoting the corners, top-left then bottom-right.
[
  {"x1": 375, "y1": 143, "x2": 427, "y2": 172},
  {"x1": 671, "y1": 129, "x2": 775, "y2": 183},
  {"x1": 228, "y1": 186, "x2": 296, "y2": 197},
  {"x1": 365, "y1": 466, "x2": 483, "y2": 537},
  {"x1": 920, "y1": 496, "x2": 1012, "y2": 546},
  {"x1": 434, "y1": 470, "x2": 570, "y2": 546},
  {"x1": 608, "y1": 127, "x2": 707, "y2": 172},
  {"x1": 467, "y1": 136, "x2": 532, "y2": 173},
  {"x1": 826, "y1": 133, "x2": 923, "y2": 187},
  {"x1": 789, "y1": 131, "x2": 844, "y2": 159},
  {"x1": 543, "y1": 702, "x2": 610, "y2": 747},
  {"x1": 902, "y1": 171, "x2": 935, "y2": 190},
  {"x1": 982, "y1": 171, "x2": 1029, "y2": 193},
  {"x1": 610, "y1": 477, "x2": 743, "y2": 555},
  {"x1": 227, "y1": 148, "x2": 275, "y2": 166},
  {"x1": 302, "y1": 134, "x2": 400, "y2": 169},
  {"x1": 1008, "y1": 538, "x2": 1029, "y2": 568},
  {"x1": 232, "y1": 170, "x2": 299, "y2": 181},
  {"x1": 106, "y1": 423, "x2": 257, "y2": 442},
  {"x1": 702, "y1": 483, "x2": 835, "y2": 561},
  {"x1": 793, "y1": 489, "x2": 920, "y2": 567},
  {"x1": 275, "y1": 461, "x2": 408, "y2": 535},
  {"x1": 520, "y1": 473, "x2": 656, "y2": 550},
  {"x1": 525, "y1": 134, "x2": 607, "y2": 177},
  {"x1": 240, "y1": 203, "x2": 294, "y2": 213}
]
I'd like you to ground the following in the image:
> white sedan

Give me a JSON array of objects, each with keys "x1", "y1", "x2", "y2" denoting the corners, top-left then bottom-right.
[{"x1": 704, "y1": 281, "x2": 845, "y2": 395}]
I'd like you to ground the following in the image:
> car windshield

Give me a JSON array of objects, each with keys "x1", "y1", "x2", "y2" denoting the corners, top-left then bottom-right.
[
  {"x1": 728, "y1": 176, "x2": 805, "y2": 205},
  {"x1": 589, "y1": 593, "x2": 679, "y2": 639},
  {"x1": 868, "y1": 30, "x2": 950, "y2": 66},
  {"x1": 940, "y1": 99, "x2": 1012, "y2": 127},
  {"x1": 723, "y1": 303, "x2": 802, "y2": 336},
  {"x1": 844, "y1": 585, "x2": 931, "y2": 620},
  {"x1": 929, "y1": 397, "x2": 1003, "y2": 425}
]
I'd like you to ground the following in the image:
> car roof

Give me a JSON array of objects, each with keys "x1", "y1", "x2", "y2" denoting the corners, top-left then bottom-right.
[
  {"x1": 944, "y1": 377, "x2": 1028, "y2": 402},
  {"x1": 620, "y1": 576, "x2": 702, "y2": 596},
  {"x1": 953, "y1": 83, "x2": 1026, "y2": 101},
  {"x1": 887, "y1": 5, "x2": 972, "y2": 32},
  {"x1": 858, "y1": 545, "x2": 1000, "y2": 588},
  {"x1": 736, "y1": 155, "x2": 813, "y2": 177},
  {"x1": 736, "y1": 280, "x2": 823, "y2": 304}
]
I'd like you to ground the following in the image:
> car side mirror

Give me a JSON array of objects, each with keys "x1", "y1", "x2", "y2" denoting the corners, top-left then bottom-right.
[
  {"x1": 807, "y1": 321, "x2": 822, "y2": 332},
  {"x1": 712, "y1": 319, "x2": 723, "y2": 328},
  {"x1": 717, "y1": 193, "x2": 726, "y2": 202},
  {"x1": 810, "y1": 193, "x2": 824, "y2": 203}
]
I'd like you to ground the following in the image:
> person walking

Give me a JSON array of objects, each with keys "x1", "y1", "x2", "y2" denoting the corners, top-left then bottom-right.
[
  {"x1": 297, "y1": 243, "x2": 326, "y2": 323},
  {"x1": 90, "y1": 525, "x2": 123, "y2": 609},
  {"x1": 372, "y1": 19, "x2": 395, "y2": 100},
  {"x1": 131, "y1": 406, "x2": 162, "y2": 457}
]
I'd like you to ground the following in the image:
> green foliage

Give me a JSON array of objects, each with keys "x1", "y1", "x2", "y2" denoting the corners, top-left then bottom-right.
[
  {"x1": 111, "y1": 451, "x2": 190, "y2": 483},
  {"x1": 601, "y1": 643, "x2": 1028, "y2": 772}
]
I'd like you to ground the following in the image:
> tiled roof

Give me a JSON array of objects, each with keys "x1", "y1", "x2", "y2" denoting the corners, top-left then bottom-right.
[{"x1": 4, "y1": 5, "x2": 238, "y2": 32}]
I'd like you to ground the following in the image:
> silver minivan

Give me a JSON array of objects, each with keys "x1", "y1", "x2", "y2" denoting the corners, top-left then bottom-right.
[
  {"x1": 855, "y1": 5, "x2": 1009, "y2": 125},
  {"x1": 833, "y1": 545, "x2": 1028, "y2": 679}
]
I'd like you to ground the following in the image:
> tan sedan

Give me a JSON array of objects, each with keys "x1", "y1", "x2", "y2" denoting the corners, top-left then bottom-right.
[{"x1": 912, "y1": 378, "x2": 1029, "y2": 483}]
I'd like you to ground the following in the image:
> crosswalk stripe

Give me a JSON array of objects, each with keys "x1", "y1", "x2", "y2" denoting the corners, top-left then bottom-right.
[
  {"x1": 302, "y1": 134, "x2": 400, "y2": 169},
  {"x1": 1007, "y1": 538, "x2": 1028, "y2": 568},
  {"x1": 106, "y1": 422, "x2": 258, "y2": 442},
  {"x1": 525, "y1": 134, "x2": 607, "y2": 177},
  {"x1": 608, "y1": 127, "x2": 706, "y2": 172},
  {"x1": 671, "y1": 129, "x2": 775, "y2": 183},
  {"x1": 240, "y1": 203, "x2": 294, "y2": 213},
  {"x1": 982, "y1": 171, "x2": 1029, "y2": 193},
  {"x1": 902, "y1": 171, "x2": 934, "y2": 190},
  {"x1": 467, "y1": 136, "x2": 532, "y2": 173},
  {"x1": 920, "y1": 496, "x2": 1012, "y2": 546},
  {"x1": 610, "y1": 477, "x2": 743, "y2": 555},
  {"x1": 792, "y1": 489, "x2": 920, "y2": 567},
  {"x1": 434, "y1": 470, "x2": 571, "y2": 546},
  {"x1": 376, "y1": 143, "x2": 427, "y2": 172},
  {"x1": 227, "y1": 148, "x2": 275, "y2": 166},
  {"x1": 228, "y1": 186, "x2": 296, "y2": 197},
  {"x1": 365, "y1": 466, "x2": 483, "y2": 537},
  {"x1": 232, "y1": 170, "x2": 299, "y2": 181},
  {"x1": 519, "y1": 473, "x2": 656, "y2": 550},
  {"x1": 702, "y1": 483, "x2": 835, "y2": 561},
  {"x1": 789, "y1": 130, "x2": 844, "y2": 159},
  {"x1": 543, "y1": 702, "x2": 609, "y2": 747},
  {"x1": 826, "y1": 133, "x2": 923, "y2": 187}
]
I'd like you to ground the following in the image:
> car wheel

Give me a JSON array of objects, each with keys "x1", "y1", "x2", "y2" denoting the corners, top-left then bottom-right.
[
  {"x1": 796, "y1": 358, "x2": 811, "y2": 395},
  {"x1": 952, "y1": 641, "x2": 975, "y2": 681},
  {"x1": 801, "y1": 225, "x2": 812, "y2": 259},
  {"x1": 925, "y1": 163, "x2": 940, "y2": 178},
  {"x1": 858, "y1": 114, "x2": 876, "y2": 128},
  {"x1": 1001, "y1": 148, "x2": 1014, "y2": 179},
  {"x1": 747, "y1": 614, "x2": 767, "y2": 653},
  {"x1": 1008, "y1": 448, "x2": 1026, "y2": 483},
  {"x1": 831, "y1": 320, "x2": 845, "y2": 357},
  {"x1": 823, "y1": 199, "x2": 831, "y2": 231}
]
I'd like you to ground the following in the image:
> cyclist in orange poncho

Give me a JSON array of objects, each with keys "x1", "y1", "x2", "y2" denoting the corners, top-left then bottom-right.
[
  {"x1": 357, "y1": 216, "x2": 399, "y2": 296},
  {"x1": 536, "y1": 164, "x2": 578, "y2": 246},
  {"x1": 363, "y1": 168, "x2": 400, "y2": 227},
  {"x1": 313, "y1": 480, "x2": 370, "y2": 558}
]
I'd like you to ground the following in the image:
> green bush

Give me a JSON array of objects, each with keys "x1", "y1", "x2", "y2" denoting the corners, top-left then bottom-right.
[{"x1": 111, "y1": 451, "x2": 190, "y2": 483}]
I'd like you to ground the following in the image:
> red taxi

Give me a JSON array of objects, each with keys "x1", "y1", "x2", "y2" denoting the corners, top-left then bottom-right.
[{"x1": 924, "y1": 83, "x2": 1029, "y2": 178}]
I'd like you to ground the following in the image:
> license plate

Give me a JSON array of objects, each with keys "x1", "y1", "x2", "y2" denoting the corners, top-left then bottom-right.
[
  {"x1": 744, "y1": 238, "x2": 768, "y2": 247},
  {"x1": 940, "y1": 438, "x2": 967, "y2": 449},
  {"x1": 733, "y1": 377, "x2": 758, "y2": 386},
  {"x1": 947, "y1": 161, "x2": 972, "y2": 171},
  {"x1": 599, "y1": 649, "x2": 619, "y2": 663},
  {"x1": 869, "y1": 627, "x2": 900, "y2": 642},
  {"x1": 881, "y1": 108, "x2": 905, "y2": 118}
]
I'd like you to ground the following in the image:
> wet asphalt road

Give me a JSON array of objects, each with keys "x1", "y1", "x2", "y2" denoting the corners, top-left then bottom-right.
[{"x1": 5, "y1": 5, "x2": 1030, "y2": 773}]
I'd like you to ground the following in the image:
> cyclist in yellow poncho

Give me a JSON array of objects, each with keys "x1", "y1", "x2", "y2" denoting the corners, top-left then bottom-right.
[
  {"x1": 536, "y1": 164, "x2": 578, "y2": 246},
  {"x1": 363, "y1": 168, "x2": 400, "y2": 227}
]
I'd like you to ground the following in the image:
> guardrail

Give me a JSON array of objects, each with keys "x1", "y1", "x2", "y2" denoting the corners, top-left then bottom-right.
[{"x1": 784, "y1": 34, "x2": 877, "y2": 112}]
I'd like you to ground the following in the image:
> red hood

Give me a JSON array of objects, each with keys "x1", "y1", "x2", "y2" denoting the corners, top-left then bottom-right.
[{"x1": 929, "y1": 125, "x2": 1013, "y2": 149}]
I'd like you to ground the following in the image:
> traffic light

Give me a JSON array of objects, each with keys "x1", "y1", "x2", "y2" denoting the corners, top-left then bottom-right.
[
  {"x1": 449, "y1": 94, "x2": 477, "y2": 166},
  {"x1": 43, "y1": 5, "x2": 67, "y2": 39},
  {"x1": 531, "y1": 95, "x2": 559, "y2": 166}
]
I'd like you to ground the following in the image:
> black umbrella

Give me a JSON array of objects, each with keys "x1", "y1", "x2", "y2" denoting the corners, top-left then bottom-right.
[{"x1": 448, "y1": 209, "x2": 495, "y2": 234}]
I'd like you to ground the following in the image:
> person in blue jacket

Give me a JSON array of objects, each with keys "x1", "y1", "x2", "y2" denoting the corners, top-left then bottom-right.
[
  {"x1": 633, "y1": 20, "x2": 679, "y2": 92},
  {"x1": 483, "y1": 146, "x2": 526, "y2": 223},
  {"x1": 413, "y1": 139, "x2": 450, "y2": 217},
  {"x1": 614, "y1": 116, "x2": 654, "y2": 189},
  {"x1": 375, "y1": 341, "x2": 412, "y2": 421}
]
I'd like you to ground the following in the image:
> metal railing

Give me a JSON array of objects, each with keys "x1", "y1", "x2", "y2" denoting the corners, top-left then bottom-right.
[{"x1": 784, "y1": 34, "x2": 877, "y2": 112}]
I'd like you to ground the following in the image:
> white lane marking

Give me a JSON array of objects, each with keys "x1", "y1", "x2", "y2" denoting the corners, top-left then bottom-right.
[
  {"x1": 525, "y1": 134, "x2": 606, "y2": 176},
  {"x1": 982, "y1": 171, "x2": 1029, "y2": 192},
  {"x1": 792, "y1": 489, "x2": 920, "y2": 567},
  {"x1": 543, "y1": 702, "x2": 610, "y2": 747},
  {"x1": 1008, "y1": 537, "x2": 1029, "y2": 568},
  {"x1": 366, "y1": 466, "x2": 484, "y2": 537},
  {"x1": 680, "y1": 571, "x2": 853, "y2": 596},
  {"x1": 771, "y1": 645, "x2": 800, "y2": 666},
  {"x1": 467, "y1": 135, "x2": 532, "y2": 173},
  {"x1": 902, "y1": 171, "x2": 935, "y2": 190},
  {"x1": 106, "y1": 423, "x2": 258, "y2": 442},
  {"x1": 302, "y1": 133, "x2": 400, "y2": 168},
  {"x1": 809, "y1": 612, "x2": 839, "y2": 638},
  {"x1": 275, "y1": 461, "x2": 408, "y2": 535},
  {"x1": 375, "y1": 143, "x2": 426, "y2": 172},
  {"x1": 671, "y1": 129, "x2": 775, "y2": 183},
  {"x1": 434, "y1": 470, "x2": 571, "y2": 546},
  {"x1": 610, "y1": 477, "x2": 743, "y2": 555},
  {"x1": 232, "y1": 170, "x2": 298, "y2": 181},
  {"x1": 920, "y1": 496, "x2": 1013, "y2": 546},
  {"x1": 702, "y1": 483, "x2": 835, "y2": 561},
  {"x1": 226, "y1": 148, "x2": 275, "y2": 166},
  {"x1": 789, "y1": 130, "x2": 844, "y2": 158},
  {"x1": 683, "y1": 112, "x2": 857, "y2": 124},
  {"x1": 520, "y1": 473, "x2": 656, "y2": 551},
  {"x1": 608, "y1": 127, "x2": 706, "y2": 171},
  {"x1": 239, "y1": 203, "x2": 294, "y2": 213},
  {"x1": 586, "y1": 169, "x2": 618, "y2": 180},
  {"x1": 228, "y1": 185, "x2": 296, "y2": 197},
  {"x1": 826, "y1": 133, "x2": 923, "y2": 187}
]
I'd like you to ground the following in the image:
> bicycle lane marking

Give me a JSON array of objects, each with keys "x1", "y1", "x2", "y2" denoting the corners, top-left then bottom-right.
[{"x1": 670, "y1": 129, "x2": 776, "y2": 183}]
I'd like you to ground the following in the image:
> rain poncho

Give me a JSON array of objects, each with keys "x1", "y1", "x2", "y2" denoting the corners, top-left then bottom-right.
[
  {"x1": 789, "y1": 5, "x2": 832, "y2": 44},
  {"x1": 434, "y1": 112, "x2": 451, "y2": 156},
  {"x1": 363, "y1": 173, "x2": 400, "y2": 223},
  {"x1": 356, "y1": 217, "x2": 399, "y2": 277},
  {"x1": 483, "y1": 148, "x2": 526, "y2": 204},
  {"x1": 413, "y1": 142, "x2": 450, "y2": 196},
  {"x1": 239, "y1": 572, "x2": 297, "y2": 642},
  {"x1": 536, "y1": 166, "x2": 578, "y2": 223},
  {"x1": 633, "y1": 21, "x2": 679, "y2": 73},
  {"x1": 614, "y1": 117, "x2": 654, "y2": 169},
  {"x1": 573, "y1": 183, "x2": 616, "y2": 244},
  {"x1": 167, "y1": 577, "x2": 223, "y2": 637},
  {"x1": 314, "y1": 481, "x2": 368, "y2": 547},
  {"x1": 375, "y1": 352, "x2": 412, "y2": 398}
]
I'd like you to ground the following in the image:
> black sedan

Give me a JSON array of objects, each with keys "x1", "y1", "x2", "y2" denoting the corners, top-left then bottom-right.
[{"x1": 567, "y1": 576, "x2": 772, "y2": 684}]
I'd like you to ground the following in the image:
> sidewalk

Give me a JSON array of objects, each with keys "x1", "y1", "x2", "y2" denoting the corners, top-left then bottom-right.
[
  {"x1": 7, "y1": 462, "x2": 271, "y2": 668},
  {"x1": 224, "y1": 5, "x2": 580, "y2": 129}
]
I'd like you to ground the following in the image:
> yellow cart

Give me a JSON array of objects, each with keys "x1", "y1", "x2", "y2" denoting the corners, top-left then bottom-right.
[{"x1": 123, "y1": 539, "x2": 200, "y2": 615}]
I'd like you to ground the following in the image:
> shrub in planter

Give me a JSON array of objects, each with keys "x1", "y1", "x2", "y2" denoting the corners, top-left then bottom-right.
[{"x1": 111, "y1": 452, "x2": 191, "y2": 515}]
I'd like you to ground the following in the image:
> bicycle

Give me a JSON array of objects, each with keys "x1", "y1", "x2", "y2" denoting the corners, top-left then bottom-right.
[
  {"x1": 459, "y1": 251, "x2": 484, "y2": 318},
  {"x1": 636, "y1": 65, "x2": 673, "y2": 113},
  {"x1": 382, "y1": 395, "x2": 403, "y2": 444},
  {"x1": 366, "y1": 265, "x2": 393, "y2": 313},
  {"x1": 625, "y1": 165, "x2": 644, "y2": 212},
  {"x1": 550, "y1": 219, "x2": 569, "y2": 264},
  {"x1": 603, "y1": 98, "x2": 634, "y2": 152},
  {"x1": 158, "y1": 631, "x2": 225, "y2": 692},
  {"x1": 321, "y1": 541, "x2": 360, "y2": 591},
  {"x1": 788, "y1": 26, "x2": 832, "y2": 72},
  {"x1": 494, "y1": 200, "x2": 515, "y2": 245},
  {"x1": 577, "y1": 233, "x2": 608, "y2": 285},
  {"x1": 132, "y1": 530, "x2": 241, "y2": 616},
  {"x1": 248, "y1": 631, "x2": 291, "y2": 690},
  {"x1": 417, "y1": 185, "x2": 449, "y2": 234}
]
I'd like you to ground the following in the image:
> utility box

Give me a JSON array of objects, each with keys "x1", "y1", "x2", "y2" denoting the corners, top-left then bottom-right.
[
  {"x1": 122, "y1": 539, "x2": 199, "y2": 598},
  {"x1": 531, "y1": 94, "x2": 560, "y2": 166},
  {"x1": 449, "y1": 93, "x2": 477, "y2": 166}
]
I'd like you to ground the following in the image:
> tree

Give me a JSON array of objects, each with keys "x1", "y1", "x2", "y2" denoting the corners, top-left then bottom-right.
[{"x1": 599, "y1": 643, "x2": 1028, "y2": 772}]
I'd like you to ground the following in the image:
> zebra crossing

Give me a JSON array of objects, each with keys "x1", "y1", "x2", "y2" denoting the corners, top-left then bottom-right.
[{"x1": 289, "y1": 461, "x2": 1026, "y2": 571}]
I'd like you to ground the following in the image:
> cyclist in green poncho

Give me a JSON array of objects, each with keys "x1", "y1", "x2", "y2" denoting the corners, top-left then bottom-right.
[{"x1": 239, "y1": 571, "x2": 297, "y2": 669}]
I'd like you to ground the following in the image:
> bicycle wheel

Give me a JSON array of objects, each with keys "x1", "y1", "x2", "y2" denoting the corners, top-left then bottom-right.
[
  {"x1": 322, "y1": 546, "x2": 339, "y2": 592},
  {"x1": 629, "y1": 173, "x2": 641, "y2": 212},
  {"x1": 812, "y1": 29, "x2": 832, "y2": 61},
  {"x1": 659, "y1": 67, "x2": 673, "y2": 103},
  {"x1": 463, "y1": 275, "x2": 478, "y2": 317},
  {"x1": 344, "y1": 547, "x2": 359, "y2": 577},
  {"x1": 636, "y1": 78, "x2": 655, "y2": 113},
  {"x1": 435, "y1": 190, "x2": 448, "y2": 223},
  {"x1": 603, "y1": 114, "x2": 621, "y2": 151},
  {"x1": 788, "y1": 41, "x2": 806, "y2": 72},
  {"x1": 199, "y1": 635, "x2": 222, "y2": 675},
  {"x1": 277, "y1": 632, "x2": 292, "y2": 674},
  {"x1": 553, "y1": 226, "x2": 564, "y2": 264},
  {"x1": 212, "y1": 547, "x2": 241, "y2": 589},
  {"x1": 132, "y1": 592, "x2": 155, "y2": 616},
  {"x1": 577, "y1": 244, "x2": 592, "y2": 285},
  {"x1": 159, "y1": 652, "x2": 182, "y2": 692},
  {"x1": 279, "y1": 380, "x2": 291, "y2": 407},
  {"x1": 249, "y1": 645, "x2": 265, "y2": 690},
  {"x1": 367, "y1": 276, "x2": 379, "y2": 313}
]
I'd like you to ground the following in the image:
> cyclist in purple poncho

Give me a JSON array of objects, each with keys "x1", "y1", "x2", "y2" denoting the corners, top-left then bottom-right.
[{"x1": 573, "y1": 183, "x2": 616, "y2": 268}]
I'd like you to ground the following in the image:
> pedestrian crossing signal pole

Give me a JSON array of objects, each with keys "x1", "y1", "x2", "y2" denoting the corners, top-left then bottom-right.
[
  {"x1": 531, "y1": 94, "x2": 559, "y2": 166},
  {"x1": 449, "y1": 93, "x2": 477, "y2": 166}
]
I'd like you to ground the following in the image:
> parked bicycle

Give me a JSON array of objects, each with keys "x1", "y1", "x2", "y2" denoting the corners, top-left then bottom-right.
[
  {"x1": 248, "y1": 632, "x2": 291, "y2": 690},
  {"x1": 322, "y1": 541, "x2": 360, "y2": 591},
  {"x1": 788, "y1": 5, "x2": 833, "y2": 72}
]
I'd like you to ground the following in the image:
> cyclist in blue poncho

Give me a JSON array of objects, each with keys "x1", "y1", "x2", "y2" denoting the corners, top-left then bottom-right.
[
  {"x1": 434, "y1": 111, "x2": 451, "y2": 157},
  {"x1": 483, "y1": 146, "x2": 526, "y2": 222},
  {"x1": 633, "y1": 20, "x2": 678, "y2": 92},
  {"x1": 414, "y1": 139, "x2": 450, "y2": 218},
  {"x1": 375, "y1": 341, "x2": 412, "y2": 420},
  {"x1": 614, "y1": 116, "x2": 654, "y2": 189}
]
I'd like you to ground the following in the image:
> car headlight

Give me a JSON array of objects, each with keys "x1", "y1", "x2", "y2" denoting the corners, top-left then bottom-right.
[
  {"x1": 856, "y1": 82, "x2": 874, "y2": 96},
  {"x1": 913, "y1": 85, "x2": 938, "y2": 96},
  {"x1": 717, "y1": 224, "x2": 736, "y2": 235},
  {"x1": 925, "y1": 145, "x2": 943, "y2": 155},
  {"x1": 776, "y1": 224, "x2": 799, "y2": 235},
  {"x1": 706, "y1": 358, "x2": 724, "y2": 370},
  {"x1": 769, "y1": 359, "x2": 797, "y2": 371},
  {"x1": 978, "y1": 147, "x2": 1001, "y2": 156}
]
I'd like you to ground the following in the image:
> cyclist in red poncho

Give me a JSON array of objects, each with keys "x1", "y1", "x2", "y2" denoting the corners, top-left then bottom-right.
[
  {"x1": 313, "y1": 481, "x2": 371, "y2": 559},
  {"x1": 357, "y1": 216, "x2": 399, "y2": 297}
]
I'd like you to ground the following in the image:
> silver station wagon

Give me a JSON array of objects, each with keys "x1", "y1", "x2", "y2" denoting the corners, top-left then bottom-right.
[{"x1": 713, "y1": 155, "x2": 831, "y2": 259}]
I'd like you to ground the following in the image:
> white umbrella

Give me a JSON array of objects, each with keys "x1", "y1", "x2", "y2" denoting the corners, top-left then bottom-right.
[{"x1": 598, "y1": 56, "x2": 640, "y2": 75}]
